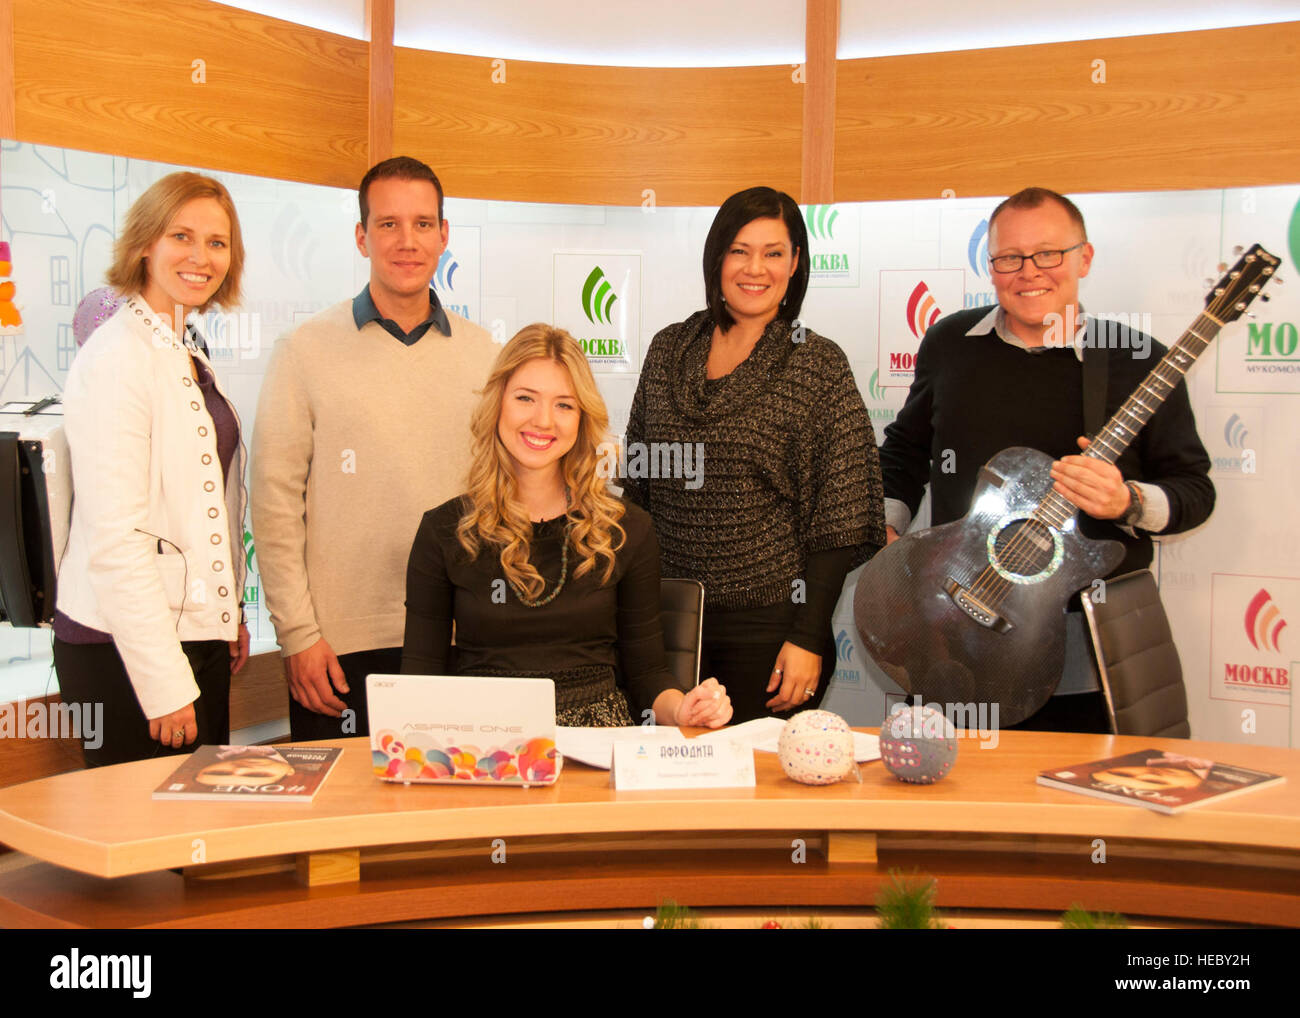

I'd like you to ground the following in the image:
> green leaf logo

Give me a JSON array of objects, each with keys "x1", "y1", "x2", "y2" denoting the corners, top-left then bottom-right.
[
  {"x1": 804, "y1": 204, "x2": 839, "y2": 241},
  {"x1": 581, "y1": 266, "x2": 618, "y2": 325}
]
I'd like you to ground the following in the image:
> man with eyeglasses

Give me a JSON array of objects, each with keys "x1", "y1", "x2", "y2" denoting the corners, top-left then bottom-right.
[{"x1": 877, "y1": 186, "x2": 1213, "y2": 732}]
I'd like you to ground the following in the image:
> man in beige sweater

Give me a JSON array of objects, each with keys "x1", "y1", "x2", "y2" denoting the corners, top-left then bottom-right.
[{"x1": 251, "y1": 156, "x2": 497, "y2": 740}]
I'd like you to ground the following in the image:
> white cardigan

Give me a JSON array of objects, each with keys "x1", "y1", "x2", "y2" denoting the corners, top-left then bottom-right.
[{"x1": 56, "y1": 297, "x2": 246, "y2": 719}]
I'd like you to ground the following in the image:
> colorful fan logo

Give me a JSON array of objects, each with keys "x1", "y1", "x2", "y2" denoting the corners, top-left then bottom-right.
[
  {"x1": 1223, "y1": 413, "x2": 1249, "y2": 449},
  {"x1": 906, "y1": 281, "x2": 942, "y2": 339},
  {"x1": 805, "y1": 204, "x2": 839, "y2": 241},
  {"x1": 581, "y1": 266, "x2": 618, "y2": 325},
  {"x1": 1244, "y1": 588, "x2": 1286, "y2": 652},
  {"x1": 434, "y1": 249, "x2": 459, "y2": 291},
  {"x1": 968, "y1": 218, "x2": 990, "y2": 278}
]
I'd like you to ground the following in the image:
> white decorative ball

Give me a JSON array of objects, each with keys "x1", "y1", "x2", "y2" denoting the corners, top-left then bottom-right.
[{"x1": 778, "y1": 710, "x2": 856, "y2": 785}]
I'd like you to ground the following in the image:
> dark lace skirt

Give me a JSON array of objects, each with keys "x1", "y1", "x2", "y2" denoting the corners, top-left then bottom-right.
[{"x1": 463, "y1": 663, "x2": 634, "y2": 728}]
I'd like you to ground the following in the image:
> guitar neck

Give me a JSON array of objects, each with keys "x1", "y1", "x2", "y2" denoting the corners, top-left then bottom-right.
[
  {"x1": 1030, "y1": 242, "x2": 1277, "y2": 528},
  {"x1": 1080, "y1": 312, "x2": 1220, "y2": 466},
  {"x1": 1034, "y1": 314, "x2": 1219, "y2": 527}
]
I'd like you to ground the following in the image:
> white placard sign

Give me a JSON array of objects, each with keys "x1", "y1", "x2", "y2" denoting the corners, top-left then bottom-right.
[{"x1": 611, "y1": 733, "x2": 755, "y2": 790}]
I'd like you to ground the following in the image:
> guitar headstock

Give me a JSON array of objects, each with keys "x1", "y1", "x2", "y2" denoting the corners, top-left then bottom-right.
[{"x1": 1206, "y1": 244, "x2": 1281, "y2": 324}]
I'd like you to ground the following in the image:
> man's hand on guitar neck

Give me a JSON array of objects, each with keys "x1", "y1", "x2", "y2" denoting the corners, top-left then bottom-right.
[{"x1": 1049, "y1": 436, "x2": 1132, "y2": 520}]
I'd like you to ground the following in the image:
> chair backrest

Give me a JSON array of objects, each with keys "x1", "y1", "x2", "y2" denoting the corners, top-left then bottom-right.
[
  {"x1": 659, "y1": 577, "x2": 704, "y2": 690},
  {"x1": 1081, "y1": 569, "x2": 1190, "y2": 738}
]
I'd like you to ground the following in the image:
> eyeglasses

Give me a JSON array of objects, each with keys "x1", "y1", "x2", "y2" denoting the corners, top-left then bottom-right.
[{"x1": 989, "y1": 242, "x2": 1086, "y2": 273}]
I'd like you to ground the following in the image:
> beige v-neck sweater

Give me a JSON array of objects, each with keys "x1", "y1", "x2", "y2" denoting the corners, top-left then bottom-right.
[{"x1": 250, "y1": 299, "x2": 497, "y2": 658}]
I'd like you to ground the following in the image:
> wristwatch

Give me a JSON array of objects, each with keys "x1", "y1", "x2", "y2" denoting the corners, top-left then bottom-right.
[{"x1": 1120, "y1": 481, "x2": 1145, "y2": 527}]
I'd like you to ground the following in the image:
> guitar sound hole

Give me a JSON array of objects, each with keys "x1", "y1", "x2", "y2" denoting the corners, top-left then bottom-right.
[{"x1": 991, "y1": 519, "x2": 1055, "y2": 576}]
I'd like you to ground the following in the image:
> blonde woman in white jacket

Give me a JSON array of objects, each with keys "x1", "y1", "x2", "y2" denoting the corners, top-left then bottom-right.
[{"x1": 55, "y1": 172, "x2": 249, "y2": 766}]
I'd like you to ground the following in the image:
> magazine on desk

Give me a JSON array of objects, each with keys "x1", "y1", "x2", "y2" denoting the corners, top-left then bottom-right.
[
  {"x1": 152, "y1": 745, "x2": 343, "y2": 802},
  {"x1": 1036, "y1": 748, "x2": 1285, "y2": 815}
]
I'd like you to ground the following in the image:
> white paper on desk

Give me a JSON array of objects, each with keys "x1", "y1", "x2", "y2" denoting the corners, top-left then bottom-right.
[
  {"x1": 556, "y1": 725, "x2": 680, "y2": 770},
  {"x1": 695, "y1": 717, "x2": 881, "y2": 762}
]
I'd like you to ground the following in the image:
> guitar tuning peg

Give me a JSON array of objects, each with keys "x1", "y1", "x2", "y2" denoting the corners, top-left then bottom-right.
[{"x1": 1233, "y1": 245, "x2": 1244, "y2": 256}]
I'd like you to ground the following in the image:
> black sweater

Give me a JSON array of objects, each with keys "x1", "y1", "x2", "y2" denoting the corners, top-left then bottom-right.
[
  {"x1": 625, "y1": 310, "x2": 886, "y2": 631},
  {"x1": 879, "y1": 307, "x2": 1215, "y2": 576}
]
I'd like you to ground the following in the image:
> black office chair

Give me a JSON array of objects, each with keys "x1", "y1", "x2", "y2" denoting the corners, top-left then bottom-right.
[
  {"x1": 1080, "y1": 569, "x2": 1191, "y2": 738},
  {"x1": 659, "y1": 577, "x2": 704, "y2": 689}
]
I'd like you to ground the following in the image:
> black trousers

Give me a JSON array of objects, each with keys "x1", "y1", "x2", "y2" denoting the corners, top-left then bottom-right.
[
  {"x1": 287, "y1": 646, "x2": 402, "y2": 742},
  {"x1": 1009, "y1": 691, "x2": 1111, "y2": 734},
  {"x1": 699, "y1": 604, "x2": 834, "y2": 725},
  {"x1": 53, "y1": 638, "x2": 231, "y2": 768}
]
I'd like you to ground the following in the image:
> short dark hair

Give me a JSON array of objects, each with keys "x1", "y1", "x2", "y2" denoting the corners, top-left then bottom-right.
[
  {"x1": 989, "y1": 187, "x2": 1087, "y2": 240},
  {"x1": 703, "y1": 186, "x2": 810, "y2": 332},
  {"x1": 358, "y1": 156, "x2": 444, "y2": 227}
]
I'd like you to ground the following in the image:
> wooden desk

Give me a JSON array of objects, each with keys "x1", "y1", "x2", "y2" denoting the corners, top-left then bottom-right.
[{"x1": 0, "y1": 731, "x2": 1297, "y2": 928}]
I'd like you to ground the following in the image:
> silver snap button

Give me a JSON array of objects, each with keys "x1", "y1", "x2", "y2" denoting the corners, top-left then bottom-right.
[
  {"x1": 183, "y1": 377, "x2": 193, "y2": 386},
  {"x1": 213, "y1": 561, "x2": 224, "y2": 572},
  {"x1": 190, "y1": 400, "x2": 200, "y2": 411},
  {"x1": 203, "y1": 481, "x2": 215, "y2": 492},
  {"x1": 210, "y1": 533, "x2": 221, "y2": 544},
  {"x1": 221, "y1": 612, "x2": 230, "y2": 623},
  {"x1": 198, "y1": 426, "x2": 208, "y2": 437},
  {"x1": 207, "y1": 507, "x2": 219, "y2": 518},
  {"x1": 218, "y1": 586, "x2": 228, "y2": 597},
  {"x1": 201, "y1": 453, "x2": 212, "y2": 464}
]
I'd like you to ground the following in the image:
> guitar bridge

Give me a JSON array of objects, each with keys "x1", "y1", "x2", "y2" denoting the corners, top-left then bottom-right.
[{"x1": 944, "y1": 578, "x2": 1013, "y2": 633}]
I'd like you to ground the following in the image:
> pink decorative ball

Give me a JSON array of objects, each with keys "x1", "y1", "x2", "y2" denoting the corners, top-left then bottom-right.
[{"x1": 777, "y1": 710, "x2": 855, "y2": 785}]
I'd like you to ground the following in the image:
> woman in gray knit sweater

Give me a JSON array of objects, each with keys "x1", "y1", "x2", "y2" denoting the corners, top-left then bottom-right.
[{"x1": 624, "y1": 187, "x2": 886, "y2": 724}]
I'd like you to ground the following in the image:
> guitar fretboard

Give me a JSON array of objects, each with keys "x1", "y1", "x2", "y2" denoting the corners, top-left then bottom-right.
[{"x1": 1034, "y1": 313, "x2": 1220, "y2": 530}]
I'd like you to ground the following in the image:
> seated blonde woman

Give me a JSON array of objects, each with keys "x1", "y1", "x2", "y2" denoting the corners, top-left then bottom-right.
[{"x1": 402, "y1": 324, "x2": 731, "y2": 728}]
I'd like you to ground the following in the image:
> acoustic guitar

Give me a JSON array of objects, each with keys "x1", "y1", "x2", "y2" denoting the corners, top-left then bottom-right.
[{"x1": 853, "y1": 244, "x2": 1280, "y2": 725}]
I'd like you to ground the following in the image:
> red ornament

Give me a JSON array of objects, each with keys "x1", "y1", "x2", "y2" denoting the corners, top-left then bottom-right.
[{"x1": 761, "y1": 920, "x2": 782, "y2": 929}]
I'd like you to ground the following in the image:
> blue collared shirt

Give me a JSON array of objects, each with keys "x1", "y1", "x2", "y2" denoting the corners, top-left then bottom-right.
[{"x1": 351, "y1": 285, "x2": 451, "y2": 346}]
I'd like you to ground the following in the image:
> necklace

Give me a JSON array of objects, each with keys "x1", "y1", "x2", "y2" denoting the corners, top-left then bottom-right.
[
  {"x1": 510, "y1": 526, "x2": 569, "y2": 608},
  {"x1": 511, "y1": 489, "x2": 572, "y2": 608}
]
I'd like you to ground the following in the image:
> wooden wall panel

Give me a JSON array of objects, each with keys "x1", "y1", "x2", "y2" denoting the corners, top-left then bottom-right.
[
  {"x1": 11, "y1": 0, "x2": 368, "y2": 189},
  {"x1": 0, "y1": 0, "x2": 15, "y2": 140},
  {"x1": 394, "y1": 49, "x2": 803, "y2": 207},
  {"x1": 834, "y1": 22, "x2": 1300, "y2": 202},
  {"x1": 801, "y1": 0, "x2": 839, "y2": 205},
  {"x1": 366, "y1": 0, "x2": 395, "y2": 165}
]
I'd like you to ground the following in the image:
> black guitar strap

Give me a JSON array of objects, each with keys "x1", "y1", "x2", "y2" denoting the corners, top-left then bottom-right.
[{"x1": 1082, "y1": 321, "x2": 1109, "y2": 437}]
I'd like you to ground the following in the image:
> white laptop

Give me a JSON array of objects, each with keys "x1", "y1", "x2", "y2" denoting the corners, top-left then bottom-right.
[{"x1": 366, "y1": 674, "x2": 561, "y2": 787}]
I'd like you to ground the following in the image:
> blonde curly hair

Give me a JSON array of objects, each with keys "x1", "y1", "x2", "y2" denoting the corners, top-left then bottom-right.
[{"x1": 457, "y1": 324, "x2": 625, "y2": 599}]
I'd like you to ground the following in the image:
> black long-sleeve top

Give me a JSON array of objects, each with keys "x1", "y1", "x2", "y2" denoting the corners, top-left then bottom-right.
[{"x1": 401, "y1": 496, "x2": 686, "y2": 718}]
